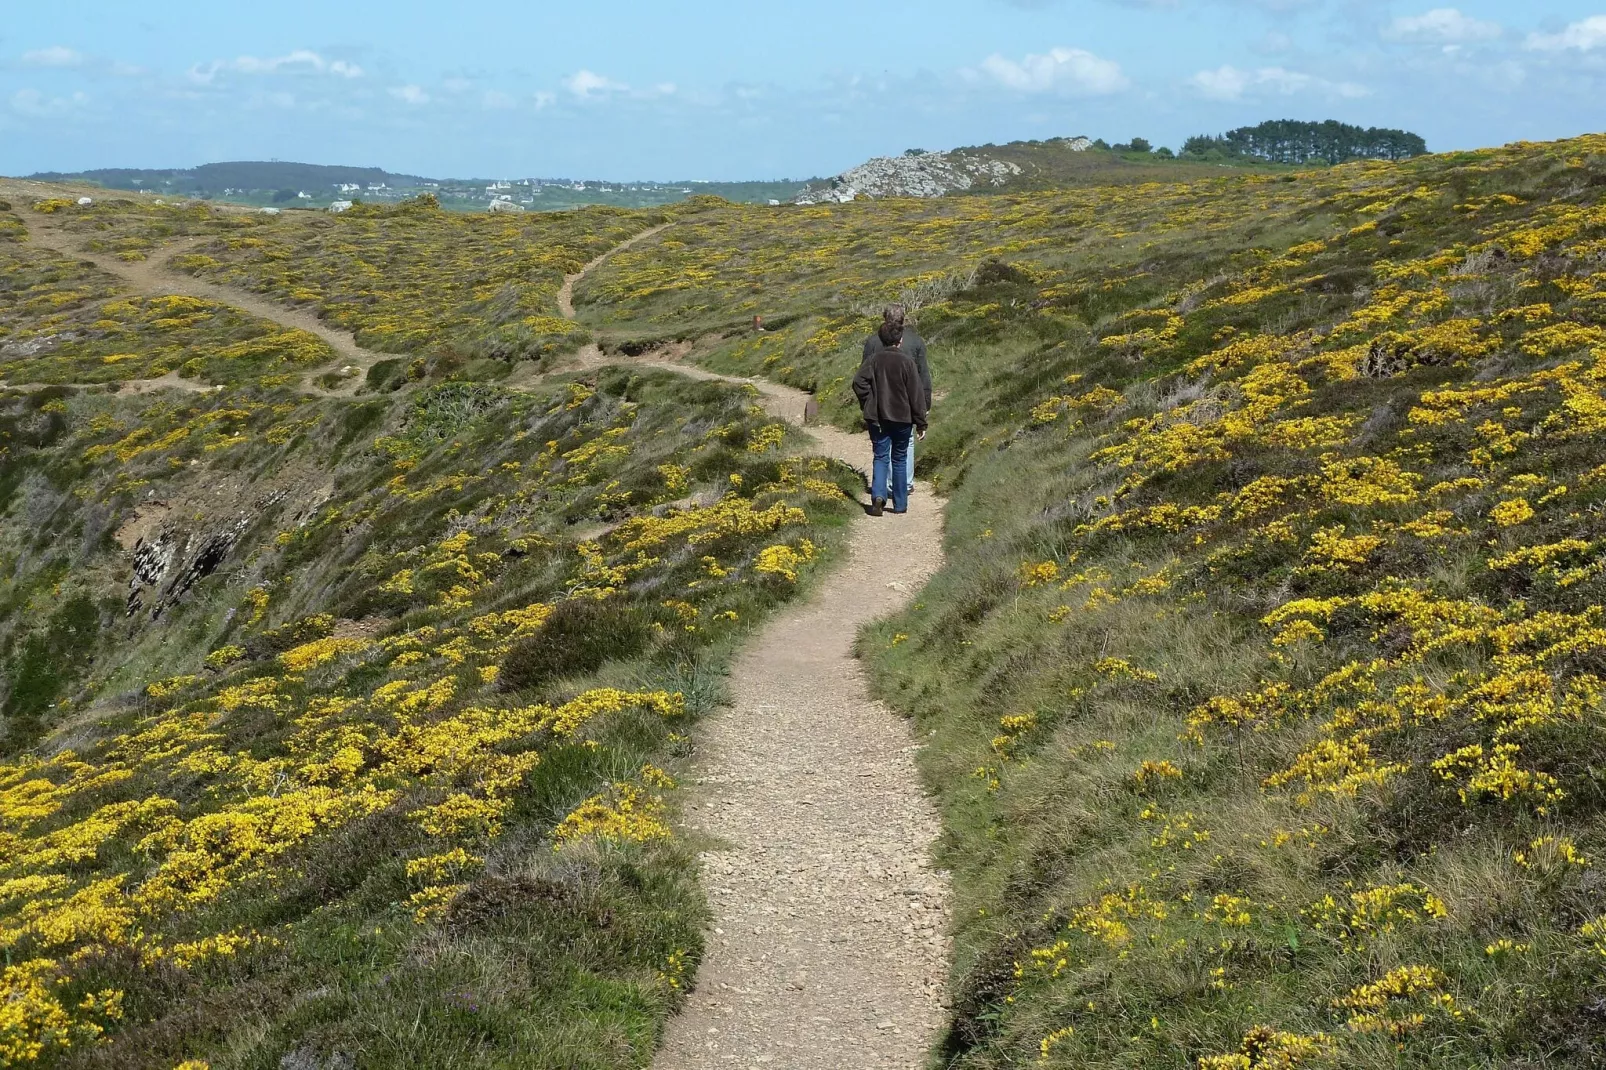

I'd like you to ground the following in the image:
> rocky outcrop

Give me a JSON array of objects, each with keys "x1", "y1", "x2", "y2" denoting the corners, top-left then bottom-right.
[{"x1": 795, "y1": 138, "x2": 1090, "y2": 204}]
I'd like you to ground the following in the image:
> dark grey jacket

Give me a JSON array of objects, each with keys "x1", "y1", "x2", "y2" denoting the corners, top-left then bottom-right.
[
  {"x1": 862, "y1": 328, "x2": 931, "y2": 408},
  {"x1": 852, "y1": 346, "x2": 929, "y2": 431}
]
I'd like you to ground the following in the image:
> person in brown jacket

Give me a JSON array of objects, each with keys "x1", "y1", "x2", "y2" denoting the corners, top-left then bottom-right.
[{"x1": 852, "y1": 319, "x2": 928, "y2": 516}]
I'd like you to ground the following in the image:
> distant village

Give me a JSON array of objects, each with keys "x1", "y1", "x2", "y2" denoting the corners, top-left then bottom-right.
[{"x1": 124, "y1": 174, "x2": 787, "y2": 214}]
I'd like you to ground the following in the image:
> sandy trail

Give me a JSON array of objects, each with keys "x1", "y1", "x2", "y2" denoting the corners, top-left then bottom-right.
[
  {"x1": 557, "y1": 222, "x2": 673, "y2": 320},
  {"x1": 655, "y1": 429, "x2": 950, "y2": 1070}
]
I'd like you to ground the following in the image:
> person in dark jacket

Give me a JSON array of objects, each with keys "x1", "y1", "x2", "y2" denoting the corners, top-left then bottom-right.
[
  {"x1": 852, "y1": 319, "x2": 928, "y2": 516},
  {"x1": 862, "y1": 305, "x2": 931, "y2": 495}
]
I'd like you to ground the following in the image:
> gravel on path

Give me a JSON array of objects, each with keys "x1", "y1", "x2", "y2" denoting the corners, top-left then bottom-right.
[
  {"x1": 656, "y1": 415, "x2": 951, "y2": 1069},
  {"x1": 562, "y1": 231, "x2": 953, "y2": 1068}
]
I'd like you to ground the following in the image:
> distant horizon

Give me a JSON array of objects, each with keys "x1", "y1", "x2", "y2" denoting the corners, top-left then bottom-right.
[
  {"x1": 3, "y1": 120, "x2": 1508, "y2": 189},
  {"x1": 4, "y1": 1, "x2": 1603, "y2": 181},
  {"x1": 19, "y1": 161, "x2": 816, "y2": 186}
]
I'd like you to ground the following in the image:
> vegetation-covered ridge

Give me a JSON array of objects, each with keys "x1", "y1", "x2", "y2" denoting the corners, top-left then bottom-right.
[
  {"x1": 572, "y1": 134, "x2": 1606, "y2": 1067},
  {"x1": 12, "y1": 130, "x2": 1606, "y2": 1069},
  {"x1": 24, "y1": 194, "x2": 665, "y2": 371},
  {"x1": 0, "y1": 189, "x2": 865, "y2": 1067}
]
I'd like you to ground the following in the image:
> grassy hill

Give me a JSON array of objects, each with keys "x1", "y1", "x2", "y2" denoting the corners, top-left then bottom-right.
[
  {"x1": 954, "y1": 139, "x2": 1291, "y2": 191},
  {"x1": 5, "y1": 131, "x2": 1606, "y2": 1069},
  {"x1": 577, "y1": 134, "x2": 1606, "y2": 1067},
  {"x1": 0, "y1": 195, "x2": 859, "y2": 1066}
]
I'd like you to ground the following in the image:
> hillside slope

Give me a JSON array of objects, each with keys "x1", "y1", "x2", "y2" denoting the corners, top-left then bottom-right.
[
  {"x1": 9, "y1": 132, "x2": 1606, "y2": 1069},
  {"x1": 0, "y1": 195, "x2": 865, "y2": 1068},
  {"x1": 581, "y1": 134, "x2": 1606, "y2": 1067}
]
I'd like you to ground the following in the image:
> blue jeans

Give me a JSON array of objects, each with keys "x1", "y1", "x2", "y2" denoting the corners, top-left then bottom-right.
[{"x1": 868, "y1": 421, "x2": 912, "y2": 511}]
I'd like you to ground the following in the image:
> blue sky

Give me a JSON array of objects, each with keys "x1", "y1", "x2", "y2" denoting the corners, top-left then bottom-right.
[{"x1": 2, "y1": 1, "x2": 1603, "y2": 180}]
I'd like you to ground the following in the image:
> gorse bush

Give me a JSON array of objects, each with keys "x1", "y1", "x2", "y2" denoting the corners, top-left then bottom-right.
[
  {"x1": 578, "y1": 134, "x2": 1606, "y2": 1067},
  {"x1": 0, "y1": 204, "x2": 858, "y2": 1068},
  {"x1": 499, "y1": 597, "x2": 655, "y2": 693},
  {"x1": 8, "y1": 132, "x2": 1606, "y2": 1068}
]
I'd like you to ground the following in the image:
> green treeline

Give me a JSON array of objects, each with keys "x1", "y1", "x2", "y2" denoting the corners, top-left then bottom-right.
[{"x1": 1183, "y1": 119, "x2": 1427, "y2": 164}]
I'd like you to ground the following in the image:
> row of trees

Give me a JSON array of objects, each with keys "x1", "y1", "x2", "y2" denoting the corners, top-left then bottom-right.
[{"x1": 1181, "y1": 120, "x2": 1427, "y2": 164}]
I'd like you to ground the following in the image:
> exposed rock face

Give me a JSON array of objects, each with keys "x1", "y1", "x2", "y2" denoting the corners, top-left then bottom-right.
[
  {"x1": 795, "y1": 138, "x2": 1090, "y2": 204},
  {"x1": 124, "y1": 489, "x2": 291, "y2": 619}
]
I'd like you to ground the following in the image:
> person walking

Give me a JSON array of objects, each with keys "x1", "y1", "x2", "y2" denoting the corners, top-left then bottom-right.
[
  {"x1": 862, "y1": 305, "x2": 930, "y2": 495},
  {"x1": 852, "y1": 317, "x2": 928, "y2": 516}
]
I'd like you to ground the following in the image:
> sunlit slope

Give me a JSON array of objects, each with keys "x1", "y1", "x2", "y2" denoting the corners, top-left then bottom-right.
[
  {"x1": 34, "y1": 195, "x2": 662, "y2": 366},
  {"x1": 584, "y1": 135, "x2": 1606, "y2": 1066},
  {"x1": 1, "y1": 197, "x2": 858, "y2": 1068}
]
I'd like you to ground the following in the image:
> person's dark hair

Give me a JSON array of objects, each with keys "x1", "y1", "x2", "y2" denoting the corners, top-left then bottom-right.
[
  {"x1": 878, "y1": 321, "x2": 904, "y2": 346},
  {"x1": 881, "y1": 304, "x2": 907, "y2": 329}
]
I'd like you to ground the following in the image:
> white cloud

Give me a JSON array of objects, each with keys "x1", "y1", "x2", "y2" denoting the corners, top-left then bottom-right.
[
  {"x1": 564, "y1": 69, "x2": 628, "y2": 98},
  {"x1": 1190, "y1": 64, "x2": 1368, "y2": 100},
  {"x1": 389, "y1": 84, "x2": 429, "y2": 105},
  {"x1": 482, "y1": 89, "x2": 516, "y2": 109},
  {"x1": 534, "y1": 91, "x2": 556, "y2": 109},
  {"x1": 190, "y1": 50, "x2": 363, "y2": 84},
  {"x1": 1191, "y1": 65, "x2": 1251, "y2": 99},
  {"x1": 977, "y1": 46, "x2": 1128, "y2": 95},
  {"x1": 1386, "y1": 8, "x2": 1502, "y2": 43},
  {"x1": 21, "y1": 46, "x2": 84, "y2": 67},
  {"x1": 1527, "y1": 15, "x2": 1606, "y2": 51},
  {"x1": 1255, "y1": 31, "x2": 1294, "y2": 54},
  {"x1": 10, "y1": 88, "x2": 88, "y2": 116}
]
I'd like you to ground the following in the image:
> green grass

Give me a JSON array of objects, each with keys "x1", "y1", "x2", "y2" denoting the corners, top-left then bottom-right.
[
  {"x1": 0, "y1": 339, "x2": 857, "y2": 1067},
  {"x1": 579, "y1": 134, "x2": 1606, "y2": 1067},
  {"x1": 11, "y1": 134, "x2": 1606, "y2": 1069}
]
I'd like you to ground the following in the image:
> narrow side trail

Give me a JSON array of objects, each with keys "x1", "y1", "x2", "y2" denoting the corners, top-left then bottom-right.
[
  {"x1": 557, "y1": 222, "x2": 672, "y2": 320},
  {"x1": 18, "y1": 215, "x2": 387, "y2": 393}
]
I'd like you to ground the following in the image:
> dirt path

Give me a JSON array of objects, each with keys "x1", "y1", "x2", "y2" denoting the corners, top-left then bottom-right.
[
  {"x1": 656, "y1": 422, "x2": 950, "y2": 1069},
  {"x1": 0, "y1": 371, "x2": 222, "y2": 396},
  {"x1": 19, "y1": 219, "x2": 386, "y2": 393}
]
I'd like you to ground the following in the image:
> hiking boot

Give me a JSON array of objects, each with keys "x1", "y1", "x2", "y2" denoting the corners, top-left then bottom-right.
[
  {"x1": 868, "y1": 497, "x2": 885, "y2": 517},
  {"x1": 890, "y1": 506, "x2": 908, "y2": 515}
]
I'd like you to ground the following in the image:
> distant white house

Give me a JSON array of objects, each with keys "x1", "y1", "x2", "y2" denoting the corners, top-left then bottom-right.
[
  {"x1": 328, "y1": 200, "x2": 354, "y2": 213},
  {"x1": 336, "y1": 183, "x2": 361, "y2": 194},
  {"x1": 297, "y1": 191, "x2": 312, "y2": 199}
]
